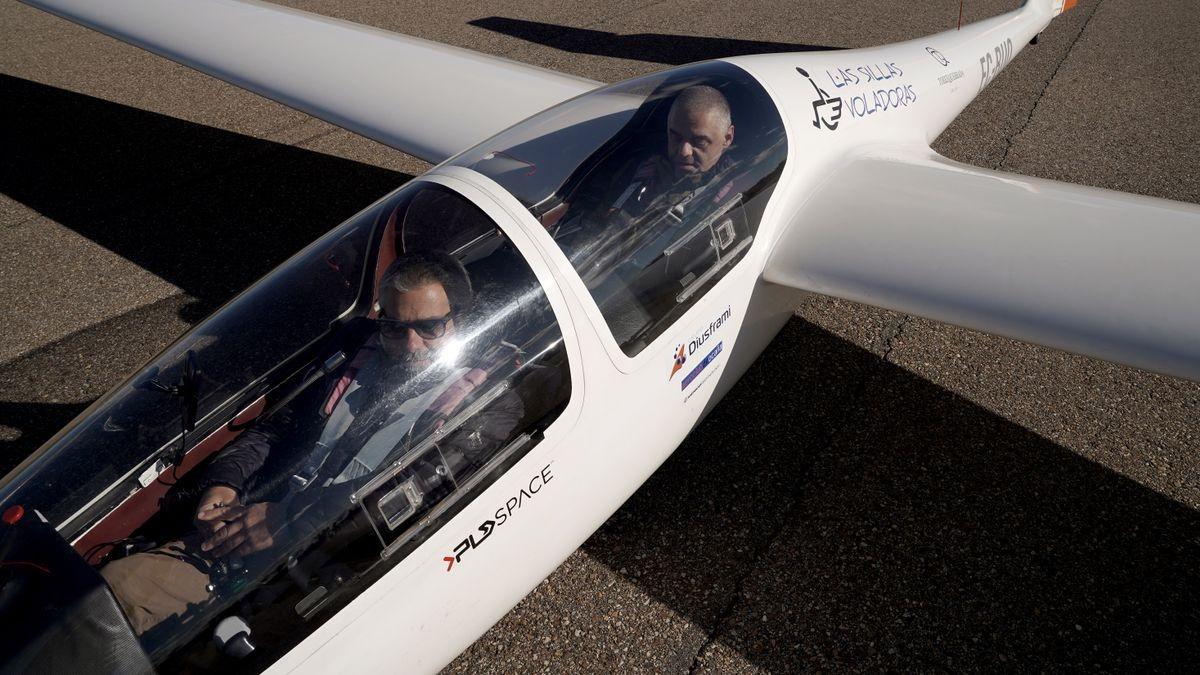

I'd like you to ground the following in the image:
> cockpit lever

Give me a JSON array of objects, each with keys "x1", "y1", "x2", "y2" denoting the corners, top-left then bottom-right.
[{"x1": 143, "y1": 350, "x2": 202, "y2": 469}]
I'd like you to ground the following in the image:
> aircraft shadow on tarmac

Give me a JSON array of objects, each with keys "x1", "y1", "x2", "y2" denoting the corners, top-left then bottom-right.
[
  {"x1": 1, "y1": 73, "x2": 411, "y2": 463},
  {"x1": 0, "y1": 294, "x2": 200, "y2": 465},
  {"x1": 3, "y1": 76, "x2": 1197, "y2": 671},
  {"x1": 567, "y1": 319, "x2": 1200, "y2": 671},
  {"x1": 0, "y1": 74, "x2": 411, "y2": 316},
  {"x1": 468, "y1": 16, "x2": 840, "y2": 65}
]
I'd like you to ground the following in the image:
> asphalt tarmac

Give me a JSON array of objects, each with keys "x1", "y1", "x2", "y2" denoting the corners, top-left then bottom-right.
[{"x1": 2, "y1": 0, "x2": 1198, "y2": 672}]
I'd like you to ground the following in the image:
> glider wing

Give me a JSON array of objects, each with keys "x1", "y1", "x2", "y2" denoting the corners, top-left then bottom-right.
[
  {"x1": 764, "y1": 148, "x2": 1200, "y2": 380},
  {"x1": 19, "y1": 0, "x2": 600, "y2": 163}
]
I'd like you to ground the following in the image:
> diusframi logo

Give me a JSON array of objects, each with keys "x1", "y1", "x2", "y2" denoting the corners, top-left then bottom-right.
[
  {"x1": 669, "y1": 344, "x2": 687, "y2": 380},
  {"x1": 796, "y1": 67, "x2": 842, "y2": 130}
]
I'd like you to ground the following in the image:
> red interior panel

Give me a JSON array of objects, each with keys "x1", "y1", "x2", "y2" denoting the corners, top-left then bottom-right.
[
  {"x1": 369, "y1": 208, "x2": 399, "y2": 317},
  {"x1": 73, "y1": 396, "x2": 266, "y2": 562}
]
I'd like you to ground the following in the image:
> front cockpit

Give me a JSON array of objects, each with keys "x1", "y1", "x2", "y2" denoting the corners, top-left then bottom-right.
[{"x1": 0, "y1": 179, "x2": 573, "y2": 670}]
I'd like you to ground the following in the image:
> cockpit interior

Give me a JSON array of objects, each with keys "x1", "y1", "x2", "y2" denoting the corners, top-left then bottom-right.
[
  {"x1": 0, "y1": 60, "x2": 787, "y2": 673},
  {"x1": 455, "y1": 60, "x2": 787, "y2": 355}
]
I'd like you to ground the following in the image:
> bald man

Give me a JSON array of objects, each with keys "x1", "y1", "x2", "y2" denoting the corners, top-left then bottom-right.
[{"x1": 604, "y1": 84, "x2": 737, "y2": 223}]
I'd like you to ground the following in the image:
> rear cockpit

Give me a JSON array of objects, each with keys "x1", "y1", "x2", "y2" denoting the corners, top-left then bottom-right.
[{"x1": 453, "y1": 60, "x2": 788, "y2": 356}]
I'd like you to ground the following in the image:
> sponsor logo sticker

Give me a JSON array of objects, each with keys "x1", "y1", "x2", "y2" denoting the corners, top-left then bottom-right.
[
  {"x1": 681, "y1": 341, "x2": 723, "y2": 391},
  {"x1": 443, "y1": 464, "x2": 553, "y2": 572},
  {"x1": 669, "y1": 344, "x2": 687, "y2": 380},
  {"x1": 820, "y1": 61, "x2": 918, "y2": 120},
  {"x1": 938, "y1": 70, "x2": 965, "y2": 87},
  {"x1": 667, "y1": 306, "x2": 732, "y2": 400},
  {"x1": 796, "y1": 67, "x2": 843, "y2": 130},
  {"x1": 669, "y1": 307, "x2": 731, "y2": 381}
]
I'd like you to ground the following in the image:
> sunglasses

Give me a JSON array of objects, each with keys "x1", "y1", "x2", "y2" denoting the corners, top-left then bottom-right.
[{"x1": 376, "y1": 311, "x2": 454, "y2": 340}]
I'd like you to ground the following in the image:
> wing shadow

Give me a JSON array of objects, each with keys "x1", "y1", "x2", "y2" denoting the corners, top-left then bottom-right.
[
  {"x1": 565, "y1": 319, "x2": 1200, "y2": 670},
  {"x1": 1, "y1": 74, "x2": 410, "y2": 313},
  {"x1": 0, "y1": 400, "x2": 91, "y2": 468},
  {"x1": 469, "y1": 17, "x2": 840, "y2": 65},
  {"x1": 0, "y1": 294, "x2": 202, "y2": 469}
]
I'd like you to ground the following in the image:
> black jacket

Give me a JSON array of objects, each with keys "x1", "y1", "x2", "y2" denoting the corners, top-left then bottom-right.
[{"x1": 196, "y1": 343, "x2": 524, "y2": 539}]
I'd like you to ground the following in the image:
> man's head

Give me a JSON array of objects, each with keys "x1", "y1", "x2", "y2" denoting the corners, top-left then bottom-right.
[
  {"x1": 376, "y1": 251, "x2": 473, "y2": 371},
  {"x1": 666, "y1": 85, "x2": 734, "y2": 178}
]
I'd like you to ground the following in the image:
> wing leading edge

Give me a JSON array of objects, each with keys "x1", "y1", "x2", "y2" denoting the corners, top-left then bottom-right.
[
  {"x1": 764, "y1": 148, "x2": 1200, "y2": 381},
  {"x1": 19, "y1": 0, "x2": 600, "y2": 164}
]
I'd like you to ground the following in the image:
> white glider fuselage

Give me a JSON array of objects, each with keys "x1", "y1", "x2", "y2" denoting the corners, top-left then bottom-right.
[
  {"x1": 274, "y1": 5, "x2": 1077, "y2": 672},
  {"x1": 5, "y1": 1, "x2": 1198, "y2": 672},
  {"x1": 267, "y1": 168, "x2": 803, "y2": 672}
]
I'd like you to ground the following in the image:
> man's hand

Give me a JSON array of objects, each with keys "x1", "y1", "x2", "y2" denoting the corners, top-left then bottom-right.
[
  {"x1": 197, "y1": 501, "x2": 286, "y2": 557},
  {"x1": 194, "y1": 485, "x2": 239, "y2": 537}
]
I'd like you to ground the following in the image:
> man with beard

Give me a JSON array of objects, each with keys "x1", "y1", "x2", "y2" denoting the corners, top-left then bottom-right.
[{"x1": 100, "y1": 252, "x2": 523, "y2": 635}]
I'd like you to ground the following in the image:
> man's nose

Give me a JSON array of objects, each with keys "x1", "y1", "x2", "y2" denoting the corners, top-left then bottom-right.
[
  {"x1": 404, "y1": 327, "x2": 425, "y2": 352},
  {"x1": 679, "y1": 141, "x2": 694, "y2": 157}
]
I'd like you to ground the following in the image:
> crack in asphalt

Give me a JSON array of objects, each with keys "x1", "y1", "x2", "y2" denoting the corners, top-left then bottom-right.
[
  {"x1": 685, "y1": 475, "x2": 804, "y2": 673},
  {"x1": 996, "y1": 0, "x2": 1107, "y2": 170},
  {"x1": 880, "y1": 314, "x2": 911, "y2": 363},
  {"x1": 687, "y1": 312, "x2": 909, "y2": 671}
]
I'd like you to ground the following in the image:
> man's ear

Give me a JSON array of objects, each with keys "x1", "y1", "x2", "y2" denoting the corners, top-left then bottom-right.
[{"x1": 724, "y1": 124, "x2": 735, "y2": 148}]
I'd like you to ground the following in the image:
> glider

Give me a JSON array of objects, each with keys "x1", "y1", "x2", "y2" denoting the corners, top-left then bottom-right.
[{"x1": 2, "y1": 0, "x2": 1196, "y2": 671}]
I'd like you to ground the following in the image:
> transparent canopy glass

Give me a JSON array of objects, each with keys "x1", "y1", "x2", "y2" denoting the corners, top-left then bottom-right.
[
  {"x1": 454, "y1": 60, "x2": 788, "y2": 355},
  {"x1": 0, "y1": 180, "x2": 571, "y2": 670}
]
